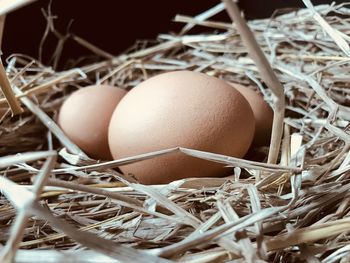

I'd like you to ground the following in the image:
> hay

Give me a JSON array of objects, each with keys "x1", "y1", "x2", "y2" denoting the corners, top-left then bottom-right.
[{"x1": 1, "y1": 1, "x2": 350, "y2": 262}]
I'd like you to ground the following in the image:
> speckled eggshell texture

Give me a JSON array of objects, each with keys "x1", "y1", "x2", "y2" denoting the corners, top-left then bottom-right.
[
  {"x1": 58, "y1": 85, "x2": 127, "y2": 160},
  {"x1": 108, "y1": 71, "x2": 255, "y2": 184},
  {"x1": 230, "y1": 83, "x2": 273, "y2": 146}
]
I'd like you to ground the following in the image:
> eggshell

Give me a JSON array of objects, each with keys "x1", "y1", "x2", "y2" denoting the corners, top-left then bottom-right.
[
  {"x1": 58, "y1": 85, "x2": 127, "y2": 160},
  {"x1": 108, "y1": 71, "x2": 255, "y2": 184},
  {"x1": 230, "y1": 83, "x2": 273, "y2": 146}
]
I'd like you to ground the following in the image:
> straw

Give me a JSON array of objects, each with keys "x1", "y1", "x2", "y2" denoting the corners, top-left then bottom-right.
[{"x1": 1, "y1": 2, "x2": 350, "y2": 262}]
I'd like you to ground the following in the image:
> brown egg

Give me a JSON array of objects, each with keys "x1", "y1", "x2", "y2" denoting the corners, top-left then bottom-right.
[
  {"x1": 58, "y1": 85, "x2": 127, "y2": 160},
  {"x1": 230, "y1": 83, "x2": 273, "y2": 146},
  {"x1": 108, "y1": 71, "x2": 255, "y2": 184}
]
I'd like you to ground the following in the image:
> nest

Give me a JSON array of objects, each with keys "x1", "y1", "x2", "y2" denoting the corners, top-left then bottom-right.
[{"x1": 1, "y1": 1, "x2": 350, "y2": 262}]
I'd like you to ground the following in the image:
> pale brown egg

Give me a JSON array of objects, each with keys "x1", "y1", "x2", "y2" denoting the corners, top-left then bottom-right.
[
  {"x1": 230, "y1": 83, "x2": 273, "y2": 146},
  {"x1": 108, "y1": 71, "x2": 255, "y2": 184},
  {"x1": 58, "y1": 85, "x2": 127, "y2": 160}
]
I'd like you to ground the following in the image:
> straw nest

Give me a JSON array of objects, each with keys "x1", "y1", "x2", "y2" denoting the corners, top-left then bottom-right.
[{"x1": 1, "y1": 2, "x2": 350, "y2": 262}]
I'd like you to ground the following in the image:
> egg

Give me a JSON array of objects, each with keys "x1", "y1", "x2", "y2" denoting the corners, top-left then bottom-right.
[
  {"x1": 108, "y1": 71, "x2": 255, "y2": 184},
  {"x1": 58, "y1": 85, "x2": 127, "y2": 160},
  {"x1": 230, "y1": 83, "x2": 273, "y2": 146}
]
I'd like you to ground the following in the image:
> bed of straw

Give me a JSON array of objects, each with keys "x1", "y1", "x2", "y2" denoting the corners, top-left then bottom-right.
[{"x1": 1, "y1": 2, "x2": 350, "y2": 262}]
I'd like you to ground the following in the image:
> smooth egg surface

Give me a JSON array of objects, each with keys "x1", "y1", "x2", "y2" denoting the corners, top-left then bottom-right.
[
  {"x1": 230, "y1": 83, "x2": 273, "y2": 146},
  {"x1": 58, "y1": 85, "x2": 127, "y2": 160},
  {"x1": 108, "y1": 71, "x2": 255, "y2": 184}
]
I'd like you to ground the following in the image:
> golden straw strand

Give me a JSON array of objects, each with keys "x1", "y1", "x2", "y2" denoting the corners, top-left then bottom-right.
[
  {"x1": 222, "y1": 0, "x2": 285, "y2": 164},
  {"x1": 0, "y1": 58, "x2": 23, "y2": 115}
]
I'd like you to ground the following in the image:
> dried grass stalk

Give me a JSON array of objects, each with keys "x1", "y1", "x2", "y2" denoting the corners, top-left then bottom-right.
[
  {"x1": 222, "y1": 0, "x2": 285, "y2": 164},
  {"x1": 0, "y1": 0, "x2": 37, "y2": 16},
  {"x1": 1, "y1": 2, "x2": 350, "y2": 263},
  {"x1": 0, "y1": 59, "x2": 23, "y2": 115}
]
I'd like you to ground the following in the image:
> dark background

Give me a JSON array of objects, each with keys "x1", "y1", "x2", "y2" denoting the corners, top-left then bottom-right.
[{"x1": 3, "y1": 0, "x2": 336, "y2": 67}]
